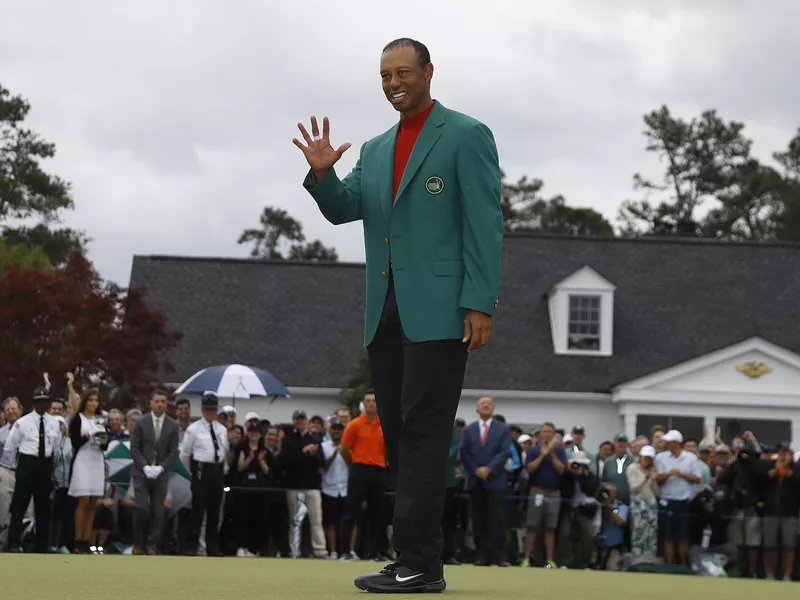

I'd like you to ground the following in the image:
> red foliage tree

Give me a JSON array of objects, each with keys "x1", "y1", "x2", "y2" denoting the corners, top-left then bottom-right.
[{"x1": 0, "y1": 252, "x2": 182, "y2": 409}]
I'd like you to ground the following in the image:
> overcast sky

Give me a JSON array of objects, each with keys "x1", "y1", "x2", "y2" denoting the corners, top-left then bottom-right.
[{"x1": 2, "y1": 0, "x2": 798, "y2": 284}]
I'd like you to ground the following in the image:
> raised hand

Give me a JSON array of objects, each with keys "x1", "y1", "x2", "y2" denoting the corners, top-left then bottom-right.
[{"x1": 292, "y1": 116, "x2": 351, "y2": 177}]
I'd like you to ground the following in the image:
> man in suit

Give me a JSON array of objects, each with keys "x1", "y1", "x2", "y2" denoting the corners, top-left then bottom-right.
[
  {"x1": 294, "y1": 38, "x2": 503, "y2": 593},
  {"x1": 459, "y1": 396, "x2": 511, "y2": 567},
  {"x1": 130, "y1": 389, "x2": 179, "y2": 555}
]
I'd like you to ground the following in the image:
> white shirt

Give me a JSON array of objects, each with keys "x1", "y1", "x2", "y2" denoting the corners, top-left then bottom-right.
[
  {"x1": 3, "y1": 412, "x2": 61, "y2": 459},
  {"x1": 655, "y1": 449, "x2": 700, "y2": 501},
  {"x1": 321, "y1": 440, "x2": 349, "y2": 498},
  {"x1": 180, "y1": 418, "x2": 229, "y2": 468},
  {"x1": 479, "y1": 418, "x2": 493, "y2": 441},
  {"x1": 0, "y1": 423, "x2": 16, "y2": 469}
]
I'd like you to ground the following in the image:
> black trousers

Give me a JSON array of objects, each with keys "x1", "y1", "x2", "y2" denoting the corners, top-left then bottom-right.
[
  {"x1": 470, "y1": 482, "x2": 506, "y2": 562},
  {"x1": 339, "y1": 464, "x2": 388, "y2": 557},
  {"x1": 188, "y1": 462, "x2": 224, "y2": 554},
  {"x1": 441, "y1": 486, "x2": 457, "y2": 561},
  {"x1": 367, "y1": 274, "x2": 469, "y2": 572},
  {"x1": 8, "y1": 455, "x2": 52, "y2": 551},
  {"x1": 51, "y1": 488, "x2": 76, "y2": 549}
]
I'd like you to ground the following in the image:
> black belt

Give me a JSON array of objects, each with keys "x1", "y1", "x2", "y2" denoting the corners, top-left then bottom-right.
[
  {"x1": 19, "y1": 453, "x2": 52, "y2": 460},
  {"x1": 195, "y1": 461, "x2": 223, "y2": 469}
]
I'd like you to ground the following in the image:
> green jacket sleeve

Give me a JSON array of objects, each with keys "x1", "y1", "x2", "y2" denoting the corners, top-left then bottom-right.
[
  {"x1": 305, "y1": 143, "x2": 365, "y2": 225},
  {"x1": 455, "y1": 123, "x2": 503, "y2": 316}
]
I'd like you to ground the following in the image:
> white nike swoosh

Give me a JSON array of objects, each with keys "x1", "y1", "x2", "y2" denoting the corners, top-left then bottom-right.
[{"x1": 395, "y1": 573, "x2": 424, "y2": 583}]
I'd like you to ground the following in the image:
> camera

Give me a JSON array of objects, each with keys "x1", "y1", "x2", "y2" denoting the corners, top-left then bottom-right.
[
  {"x1": 570, "y1": 461, "x2": 583, "y2": 470},
  {"x1": 597, "y1": 488, "x2": 611, "y2": 502},
  {"x1": 737, "y1": 442, "x2": 759, "y2": 464}
]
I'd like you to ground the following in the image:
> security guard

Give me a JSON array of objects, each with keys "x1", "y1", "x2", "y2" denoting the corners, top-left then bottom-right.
[
  {"x1": 180, "y1": 391, "x2": 229, "y2": 556},
  {"x1": 5, "y1": 387, "x2": 60, "y2": 552}
]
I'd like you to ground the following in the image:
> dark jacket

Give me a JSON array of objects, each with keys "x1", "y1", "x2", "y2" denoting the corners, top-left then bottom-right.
[
  {"x1": 762, "y1": 459, "x2": 800, "y2": 517},
  {"x1": 278, "y1": 428, "x2": 324, "y2": 490},
  {"x1": 716, "y1": 459, "x2": 765, "y2": 511},
  {"x1": 459, "y1": 419, "x2": 511, "y2": 491}
]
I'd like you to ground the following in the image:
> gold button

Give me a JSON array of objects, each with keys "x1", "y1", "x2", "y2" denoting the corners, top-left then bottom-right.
[
  {"x1": 384, "y1": 238, "x2": 389, "y2": 245},
  {"x1": 381, "y1": 271, "x2": 388, "y2": 278}
]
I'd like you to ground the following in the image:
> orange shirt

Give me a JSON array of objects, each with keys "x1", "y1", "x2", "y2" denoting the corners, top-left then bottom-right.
[{"x1": 341, "y1": 413, "x2": 386, "y2": 467}]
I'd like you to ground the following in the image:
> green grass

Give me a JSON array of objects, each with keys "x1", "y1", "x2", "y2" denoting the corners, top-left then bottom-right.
[{"x1": 0, "y1": 555, "x2": 797, "y2": 599}]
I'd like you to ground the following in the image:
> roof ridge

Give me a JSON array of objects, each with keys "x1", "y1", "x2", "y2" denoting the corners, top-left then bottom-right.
[{"x1": 505, "y1": 232, "x2": 800, "y2": 249}]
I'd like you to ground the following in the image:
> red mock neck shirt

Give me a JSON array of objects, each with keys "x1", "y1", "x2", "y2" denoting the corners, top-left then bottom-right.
[{"x1": 392, "y1": 101, "x2": 435, "y2": 202}]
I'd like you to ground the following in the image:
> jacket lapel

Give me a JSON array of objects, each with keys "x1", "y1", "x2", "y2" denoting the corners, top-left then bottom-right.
[
  {"x1": 392, "y1": 101, "x2": 446, "y2": 208},
  {"x1": 378, "y1": 124, "x2": 399, "y2": 222}
]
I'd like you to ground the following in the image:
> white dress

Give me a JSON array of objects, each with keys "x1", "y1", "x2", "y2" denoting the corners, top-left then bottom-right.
[{"x1": 68, "y1": 413, "x2": 106, "y2": 497}]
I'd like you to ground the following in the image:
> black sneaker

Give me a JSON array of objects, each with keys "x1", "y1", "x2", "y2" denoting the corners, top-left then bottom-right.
[{"x1": 354, "y1": 563, "x2": 445, "y2": 593}]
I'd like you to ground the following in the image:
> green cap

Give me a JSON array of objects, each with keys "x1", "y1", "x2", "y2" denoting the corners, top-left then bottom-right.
[
  {"x1": 531, "y1": 428, "x2": 540, "y2": 437},
  {"x1": 614, "y1": 433, "x2": 629, "y2": 442},
  {"x1": 698, "y1": 445, "x2": 710, "y2": 453}
]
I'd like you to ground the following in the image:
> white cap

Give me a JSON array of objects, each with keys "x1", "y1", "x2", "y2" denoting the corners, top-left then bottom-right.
[
  {"x1": 563, "y1": 434, "x2": 574, "y2": 445},
  {"x1": 222, "y1": 405, "x2": 236, "y2": 414},
  {"x1": 639, "y1": 445, "x2": 657, "y2": 458},
  {"x1": 244, "y1": 412, "x2": 260, "y2": 422},
  {"x1": 571, "y1": 451, "x2": 591, "y2": 464},
  {"x1": 517, "y1": 434, "x2": 532, "y2": 444},
  {"x1": 661, "y1": 430, "x2": 683, "y2": 444},
  {"x1": 53, "y1": 415, "x2": 66, "y2": 426}
]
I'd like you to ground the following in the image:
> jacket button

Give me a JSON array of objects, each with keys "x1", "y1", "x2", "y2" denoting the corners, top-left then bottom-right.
[
  {"x1": 384, "y1": 238, "x2": 389, "y2": 245},
  {"x1": 381, "y1": 271, "x2": 388, "y2": 278}
]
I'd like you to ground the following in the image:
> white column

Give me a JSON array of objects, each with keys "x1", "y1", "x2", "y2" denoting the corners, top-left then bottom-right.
[
  {"x1": 703, "y1": 415, "x2": 717, "y2": 445},
  {"x1": 624, "y1": 413, "x2": 637, "y2": 441},
  {"x1": 791, "y1": 419, "x2": 800, "y2": 447}
]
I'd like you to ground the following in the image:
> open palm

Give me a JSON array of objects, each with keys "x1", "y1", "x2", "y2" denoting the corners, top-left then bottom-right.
[{"x1": 293, "y1": 116, "x2": 351, "y2": 173}]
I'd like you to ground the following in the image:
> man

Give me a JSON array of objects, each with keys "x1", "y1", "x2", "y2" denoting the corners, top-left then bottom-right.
[
  {"x1": 5, "y1": 388, "x2": 60, "y2": 552},
  {"x1": 124, "y1": 408, "x2": 141, "y2": 437},
  {"x1": 0, "y1": 397, "x2": 22, "y2": 549},
  {"x1": 175, "y1": 398, "x2": 191, "y2": 444},
  {"x1": 761, "y1": 442, "x2": 798, "y2": 581},
  {"x1": 601, "y1": 434, "x2": 633, "y2": 505},
  {"x1": 651, "y1": 425, "x2": 667, "y2": 453},
  {"x1": 321, "y1": 420, "x2": 348, "y2": 559},
  {"x1": 281, "y1": 409, "x2": 327, "y2": 558},
  {"x1": 592, "y1": 483, "x2": 629, "y2": 571},
  {"x1": 108, "y1": 409, "x2": 125, "y2": 440},
  {"x1": 339, "y1": 391, "x2": 390, "y2": 561},
  {"x1": 655, "y1": 430, "x2": 700, "y2": 565},
  {"x1": 130, "y1": 389, "x2": 180, "y2": 555},
  {"x1": 521, "y1": 422, "x2": 566, "y2": 568},
  {"x1": 48, "y1": 398, "x2": 66, "y2": 418},
  {"x1": 294, "y1": 37, "x2": 502, "y2": 593},
  {"x1": 459, "y1": 396, "x2": 511, "y2": 567},
  {"x1": 180, "y1": 391, "x2": 229, "y2": 556}
]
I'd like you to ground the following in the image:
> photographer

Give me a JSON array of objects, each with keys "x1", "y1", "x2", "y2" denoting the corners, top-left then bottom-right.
[
  {"x1": 716, "y1": 433, "x2": 765, "y2": 577},
  {"x1": 762, "y1": 442, "x2": 799, "y2": 581},
  {"x1": 563, "y1": 451, "x2": 599, "y2": 569},
  {"x1": 688, "y1": 486, "x2": 737, "y2": 570},
  {"x1": 591, "y1": 483, "x2": 629, "y2": 571}
]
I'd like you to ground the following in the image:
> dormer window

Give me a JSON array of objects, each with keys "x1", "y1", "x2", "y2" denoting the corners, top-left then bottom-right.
[
  {"x1": 548, "y1": 266, "x2": 615, "y2": 356},
  {"x1": 568, "y1": 295, "x2": 601, "y2": 351}
]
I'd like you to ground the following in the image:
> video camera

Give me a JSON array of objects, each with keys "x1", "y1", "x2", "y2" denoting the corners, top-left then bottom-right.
[
  {"x1": 736, "y1": 442, "x2": 760, "y2": 464},
  {"x1": 597, "y1": 487, "x2": 611, "y2": 503}
]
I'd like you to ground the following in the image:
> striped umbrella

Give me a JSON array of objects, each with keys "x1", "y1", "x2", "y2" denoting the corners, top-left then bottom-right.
[{"x1": 174, "y1": 364, "x2": 291, "y2": 406}]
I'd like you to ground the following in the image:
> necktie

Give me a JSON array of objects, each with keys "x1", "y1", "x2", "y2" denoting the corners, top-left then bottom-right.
[
  {"x1": 38, "y1": 416, "x2": 46, "y2": 459},
  {"x1": 209, "y1": 423, "x2": 220, "y2": 463},
  {"x1": 154, "y1": 417, "x2": 161, "y2": 441},
  {"x1": 480, "y1": 422, "x2": 488, "y2": 445}
]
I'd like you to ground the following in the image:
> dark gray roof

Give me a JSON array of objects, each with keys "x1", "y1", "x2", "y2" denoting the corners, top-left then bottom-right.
[{"x1": 129, "y1": 235, "x2": 800, "y2": 393}]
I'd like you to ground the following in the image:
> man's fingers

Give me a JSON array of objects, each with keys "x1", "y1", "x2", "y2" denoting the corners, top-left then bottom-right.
[
  {"x1": 462, "y1": 318, "x2": 472, "y2": 344},
  {"x1": 292, "y1": 138, "x2": 306, "y2": 151},
  {"x1": 322, "y1": 116, "x2": 330, "y2": 140},
  {"x1": 297, "y1": 122, "x2": 313, "y2": 144},
  {"x1": 310, "y1": 116, "x2": 320, "y2": 139},
  {"x1": 335, "y1": 142, "x2": 352, "y2": 158}
]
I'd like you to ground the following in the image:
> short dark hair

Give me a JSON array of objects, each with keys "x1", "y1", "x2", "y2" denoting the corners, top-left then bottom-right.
[
  {"x1": 382, "y1": 38, "x2": 431, "y2": 68},
  {"x1": 363, "y1": 388, "x2": 375, "y2": 398},
  {"x1": 151, "y1": 388, "x2": 169, "y2": 400},
  {"x1": 175, "y1": 398, "x2": 190, "y2": 408},
  {"x1": 541, "y1": 422, "x2": 556, "y2": 431},
  {"x1": 685, "y1": 437, "x2": 699, "y2": 445}
]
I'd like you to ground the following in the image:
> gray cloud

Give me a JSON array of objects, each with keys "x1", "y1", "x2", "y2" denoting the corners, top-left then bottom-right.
[{"x1": 0, "y1": 0, "x2": 796, "y2": 284}]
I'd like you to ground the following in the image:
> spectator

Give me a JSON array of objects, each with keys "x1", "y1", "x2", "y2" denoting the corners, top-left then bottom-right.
[
  {"x1": 762, "y1": 442, "x2": 799, "y2": 581},
  {"x1": 338, "y1": 392, "x2": 390, "y2": 561},
  {"x1": 651, "y1": 425, "x2": 667, "y2": 453},
  {"x1": 68, "y1": 387, "x2": 110, "y2": 554},
  {"x1": 51, "y1": 415, "x2": 74, "y2": 552},
  {"x1": 521, "y1": 422, "x2": 566, "y2": 568},
  {"x1": 263, "y1": 425, "x2": 290, "y2": 557},
  {"x1": 717, "y1": 436, "x2": 763, "y2": 577},
  {"x1": 281, "y1": 409, "x2": 327, "y2": 558},
  {"x1": 567, "y1": 426, "x2": 593, "y2": 466},
  {"x1": 601, "y1": 434, "x2": 632, "y2": 505},
  {"x1": 683, "y1": 437, "x2": 699, "y2": 455},
  {"x1": 107, "y1": 409, "x2": 125, "y2": 440},
  {"x1": 90, "y1": 465, "x2": 115, "y2": 554},
  {"x1": 49, "y1": 397, "x2": 66, "y2": 418},
  {"x1": 460, "y1": 396, "x2": 511, "y2": 567},
  {"x1": 595, "y1": 441, "x2": 613, "y2": 476},
  {"x1": 655, "y1": 430, "x2": 700, "y2": 565},
  {"x1": 630, "y1": 435, "x2": 649, "y2": 458},
  {"x1": 321, "y1": 421, "x2": 348, "y2": 559},
  {"x1": 711, "y1": 444, "x2": 731, "y2": 484},
  {"x1": 233, "y1": 422, "x2": 273, "y2": 557},
  {"x1": 695, "y1": 445, "x2": 713, "y2": 488},
  {"x1": 627, "y1": 445, "x2": 659, "y2": 557},
  {"x1": 0, "y1": 396, "x2": 23, "y2": 550},
  {"x1": 564, "y1": 450, "x2": 599, "y2": 568},
  {"x1": 592, "y1": 483, "x2": 629, "y2": 571},
  {"x1": 124, "y1": 408, "x2": 141, "y2": 437},
  {"x1": 175, "y1": 399, "x2": 191, "y2": 444}
]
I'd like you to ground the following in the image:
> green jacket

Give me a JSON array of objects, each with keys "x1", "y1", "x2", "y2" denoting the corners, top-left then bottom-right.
[
  {"x1": 446, "y1": 421, "x2": 459, "y2": 488},
  {"x1": 601, "y1": 454, "x2": 633, "y2": 504},
  {"x1": 305, "y1": 101, "x2": 504, "y2": 346}
]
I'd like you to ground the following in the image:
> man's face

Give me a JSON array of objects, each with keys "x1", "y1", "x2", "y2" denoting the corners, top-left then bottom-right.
[
  {"x1": 49, "y1": 401, "x2": 65, "y2": 417},
  {"x1": 330, "y1": 426, "x2": 344, "y2": 443},
  {"x1": 150, "y1": 394, "x2": 167, "y2": 417},
  {"x1": 615, "y1": 441, "x2": 629, "y2": 456},
  {"x1": 109, "y1": 412, "x2": 123, "y2": 432},
  {"x1": 684, "y1": 440, "x2": 698, "y2": 454},
  {"x1": 572, "y1": 431, "x2": 585, "y2": 447},
  {"x1": 539, "y1": 425, "x2": 554, "y2": 444},
  {"x1": 698, "y1": 451, "x2": 710, "y2": 465},
  {"x1": 653, "y1": 431, "x2": 665, "y2": 450},
  {"x1": 265, "y1": 428, "x2": 279, "y2": 448},
  {"x1": 715, "y1": 452, "x2": 730, "y2": 467},
  {"x1": 309, "y1": 419, "x2": 323, "y2": 435},
  {"x1": 477, "y1": 397, "x2": 494, "y2": 419},
  {"x1": 336, "y1": 408, "x2": 351, "y2": 426},
  {"x1": 380, "y1": 45, "x2": 432, "y2": 115},
  {"x1": 127, "y1": 413, "x2": 139, "y2": 432},
  {"x1": 176, "y1": 402, "x2": 190, "y2": 422},
  {"x1": 599, "y1": 443, "x2": 613, "y2": 460},
  {"x1": 294, "y1": 417, "x2": 308, "y2": 432},
  {"x1": 363, "y1": 394, "x2": 377, "y2": 414}
]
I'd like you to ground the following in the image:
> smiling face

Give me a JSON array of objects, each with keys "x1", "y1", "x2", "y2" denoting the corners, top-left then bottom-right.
[{"x1": 380, "y1": 44, "x2": 433, "y2": 118}]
